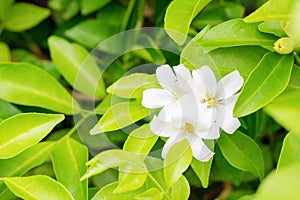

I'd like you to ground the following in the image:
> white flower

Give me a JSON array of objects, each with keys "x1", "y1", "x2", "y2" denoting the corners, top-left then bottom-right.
[
  {"x1": 188, "y1": 66, "x2": 244, "y2": 137},
  {"x1": 142, "y1": 64, "x2": 192, "y2": 120},
  {"x1": 150, "y1": 94, "x2": 216, "y2": 162}
]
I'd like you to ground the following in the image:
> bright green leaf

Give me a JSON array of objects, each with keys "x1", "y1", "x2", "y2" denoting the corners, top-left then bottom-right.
[
  {"x1": 0, "y1": 42, "x2": 10, "y2": 62},
  {"x1": 51, "y1": 138, "x2": 88, "y2": 200},
  {"x1": 234, "y1": 52, "x2": 294, "y2": 117},
  {"x1": 217, "y1": 131, "x2": 265, "y2": 180},
  {"x1": 258, "y1": 21, "x2": 286, "y2": 37},
  {"x1": 244, "y1": 0, "x2": 297, "y2": 22},
  {"x1": 90, "y1": 100, "x2": 151, "y2": 134},
  {"x1": 198, "y1": 19, "x2": 278, "y2": 51},
  {"x1": 81, "y1": 150, "x2": 146, "y2": 181},
  {"x1": 3, "y1": 175, "x2": 74, "y2": 200},
  {"x1": 0, "y1": 62, "x2": 81, "y2": 115},
  {"x1": 0, "y1": 99, "x2": 21, "y2": 120},
  {"x1": 81, "y1": 0, "x2": 111, "y2": 15},
  {"x1": 171, "y1": 175, "x2": 190, "y2": 200},
  {"x1": 277, "y1": 131, "x2": 300, "y2": 171},
  {"x1": 0, "y1": 0, "x2": 14, "y2": 22},
  {"x1": 123, "y1": 124, "x2": 158, "y2": 160},
  {"x1": 5, "y1": 3, "x2": 50, "y2": 32},
  {"x1": 107, "y1": 73, "x2": 159, "y2": 99},
  {"x1": 48, "y1": 36, "x2": 106, "y2": 98},
  {"x1": 191, "y1": 157, "x2": 213, "y2": 188},
  {"x1": 164, "y1": 0, "x2": 212, "y2": 45},
  {"x1": 256, "y1": 164, "x2": 300, "y2": 200},
  {"x1": 134, "y1": 188, "x2": 163, "y2": 200},
  {"x1": 264, "y1": 89, "x2": 300, "y2": 135},
  {"x1": 91, "y1": 182, "x2": 137, "y2": 200},
  {"x1": 0, "y1": 113, "x2": 64, "y2": 159},
  {"x1": 164, "y1": 139, "x2": 192, "y2": 188}
]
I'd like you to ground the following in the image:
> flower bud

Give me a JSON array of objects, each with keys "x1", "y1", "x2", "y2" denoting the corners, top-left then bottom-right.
[{"x1": 274, "y1": 37, "x2": 296, "y2": 54}]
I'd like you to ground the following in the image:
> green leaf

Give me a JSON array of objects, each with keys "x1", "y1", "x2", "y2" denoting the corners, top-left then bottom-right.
[
  {"x1": 0, "y1": 62, "x2": 81, "y2": 115},
  {"x1": 244, "y1": 0, "x2": 297, "y2": 22},
  {"x1": 0, "y1": 113, "x2": 64, "y2": 159},
  {"x1": 48, "y1": 0, "x2": 79, "y2": 20},
  {"x1": 91, "y1": 182, "x2": 137, "y2": 200},
  {"x1": 277, "y1": 131, "x2": 300, "y2": 171},
  {"x1": 256, "y1": 164, "x2": 300, "y2": 200},
  {"x1": 81, "y1": 150, "x2": 146, "y2": 180},
  {"x1": 198, "y1": 19, "x2": 277, "y2": 51},
  {"x1": 90, "y1": 100, "x2": 151, "y2": 134},
  {"x1": 81, "y1": 0, "x2": 111, "y2": 15},
  {"x1": 0, "y1": 99, "x2": 21, "y2": 120},
  {"x1": 107, "y1": 73, "x2": 160, "y2": 99},
  {"x1": 65, "y1": 19, "x2": 118, "y2": 49},
  {"x1": 171, "y1": 175, "x2": 190, "y2": 200},
  {"x1": 164, "y1": 0, "x2": 212, "y2": 45},
  {"x1": 164, "y1": 139, "x2": 192, "y2": 188},
  {"x1": 258, "y1": 21, "x2": 286, "y2": 37},
  {"x1": 217, "y1": 131, "x2": 264, "y2": 180},
  {"x1": 123, "y1": 124, "x2": 158, "y2": 160},
  {"x1": 0, "y1": 0, "x2": 13, "y2": 21},
  {"x1": 5, "y1": 3, "x2": 50, "y2": 32},
  {"x1": 135, "y1": 188, "x2": 163, "y2": 200},
  {"x1": 191, "y1": 157, "x2": 213, "y2": 188},
  {"x1": 48, "y1": 36, "x2": 106, "y2": 98},
  {"x1": 51, "y1": 138, "x2": 88, "y2": 200},
  {"x1": 3, "y1": 175, "x2": 74, "y2": 200},
  {"x1": 234, "y1": 52, "x2": 294, "y2": 117},
  {"x1": 264, "y1": 89, "x2": 300, "y2": 135},
  {"x1": 0, "y1": 42, "x2": 10, "y2": 62}
]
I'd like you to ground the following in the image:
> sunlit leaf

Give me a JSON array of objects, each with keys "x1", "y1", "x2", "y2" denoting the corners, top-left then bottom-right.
[
  {"x1": 171, "y1": 175, "x2": 190, "y2": 200},
  {"x1": 3, "y1": 175, "x2": 74, "y2": 200},
  {"x1": 0, "y1": 42, "x2": 10, "y2": 62},
  {"x1": 191, "y1": 157, "x2": 213, "y2": 188},
  {"x1": 234, "y1": 52, "x2": 294, "y2": 117},
  {"x1": 258, "y1": 21, "x2": 286, "y2": 37},
  {"x1": 0, "y1": 62, "x2": 81, "y2": 115},
  {"x1": 135, "y1": 188, "x2": 163, "y2": 200},
  {"x1": 217, "y1": 131, "x2": 264, "y2": 180},
  {"x1": 81, "y1": 0, "x2": 111, "y2": 15},
  {"x1": 0, "y1": 113, "x2": 64, "y2": 159}
]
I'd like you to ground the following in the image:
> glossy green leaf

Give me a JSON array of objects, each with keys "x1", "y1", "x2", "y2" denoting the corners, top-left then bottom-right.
[
  {"x1": 198, "y1": 19, "x2": 277, "y2": 51},
  {"x1": 5, "y1": 3, "x2": 50, "y2": 32},
  {"x1": 91, "y1": 182, "x2": 137, "y2": 200},
  {"x1": 48, "y1": 0, "x2": 79, "y2": 20},
  {"x1": 191, "y1": 157, "x2": 213, "y2": 188},
  {"x1": 135, "y1": 188, "x2": 163, "y2": 200},
  {"x1": 171, "y1": 175, "x2": 190, "y2": 200},
  {"x1": 244, "y1": 0, "x2": 297, "y2": 22},
  {"x1": 288, "y1": 65, "x2": 300, "y2": 89},
  {"x1": 256, "y1": 164, "x2": 300, "y2": 200},
  {"x1": 48, "y1": 36, "x2": 106, "y2": 98},
  {"x1": 90, "y1": 100, "x2": 150, "y2": 134},
  {"x1": 234, "y1": 52, "x2": 294, "y2": 117},
  {"x1": 192, "y1": 2, "x2": 245, "y2": 29},
  {"x1": 51, "y1": 138, "x2": 88, "y2": 200},
  {"x1": 115, "y1": 165, "x2": 147, "y2": 193},
  {"x1": 277, "y1": 131, "x2": 300, "y2": 171},
  {"x1": 0, "y1": 113, "x2": 64, "y2": 159},
  {"x1": 107, "y1": 73, "x2": 159, "y2": 98},
  {"x1": 3, "y1": 175, "x2": 74, "y2": 200},
  {"x1": 217, "y1": 131, "x2": 264, "y2": 180},
  {"x1": 81, "y1": 0, "x2": 111, "y2": 15},
  {"x1": 0, "y1": 62, "x2": 81, "y2": 114},
  {"x1": 164, "y1": 0, "x2": 212, "y2": 45},
  {"x1": 0, "y1": 0, "x2": 13, "y2": 21},
  {"x1": 65, "y1": 19, "x2": 118, "y2": 49},
  {"x1": 258, "y1": 21, "x2": 286, "y2": 37},
  {"x1": 0, "y1": 99, "x2": 21, "y2": 120},
  {"x1": 81, "y1": 150, "x2": 146, "y2": 180},
  {"x1": 123, "y1": 124, "x2": 158, "y2": 160},
  {"x1": 164, "y1": 140, "x2": 192, "y2": 188},
  {"x1": 0, "y1": 42, "x2": 10, "y2": 62},
  {"x1": 264, "y1": 89, "x2": 300, "y2": 135}
]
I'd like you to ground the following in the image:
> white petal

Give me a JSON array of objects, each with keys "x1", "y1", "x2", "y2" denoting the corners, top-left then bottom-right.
[
  {"x1": 192, "y1": 66, "x2": 217, "y2": 97},
  {"x1": 156, "y1": 65, "x2": 181, "y2": 95},
  {"x1": 217, "y1": 104, "x2": 240, "y2": 134},
  {"x1": 150, "y1": 116, "x2": 180, "y2": 137},
  {"x1": 142, "y1": 88, "x2": 174, "y2": 109},
  {"x1": 197, "y1": 104, "x2": 217, "y2": 130},
  {"x1": 216, "y1": 70, "x2": 244, "y2": 100},
  {"x1": 176, "y1": 94, "x2": 200, "y2": 125},
  {"x1": 173, "y1": 64, "x2": 192, "y2": 90},
  {"x1": 158, "y1": 102, "x2": 181, "y2": 122},
  {"x1": 161, "y1": 133, "x2": 185, "y2": 158},
  {"x1": 188, "y1": 136, "x2": 214, "y2": 162},
  {"x1": 198, "y1": 124, "x2": 220, "y2": 139}
]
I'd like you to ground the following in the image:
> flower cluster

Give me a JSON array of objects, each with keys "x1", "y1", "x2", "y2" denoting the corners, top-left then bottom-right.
[{"x1": 142, "y1": 64, "x2": 244, "y2": 162}]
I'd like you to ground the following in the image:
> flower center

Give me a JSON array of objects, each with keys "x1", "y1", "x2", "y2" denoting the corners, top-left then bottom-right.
[
  {"x1": 201, "y1": 97, "x2": 216, "y2": 108},
  {"x1": 183, "y1": 123, "x2": 194, "y2": 133}
]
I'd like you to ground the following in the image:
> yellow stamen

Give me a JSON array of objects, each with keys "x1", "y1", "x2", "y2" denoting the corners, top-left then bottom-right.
[{"x1": 184, "y1": 123, "x2": 194, "y2": 133}]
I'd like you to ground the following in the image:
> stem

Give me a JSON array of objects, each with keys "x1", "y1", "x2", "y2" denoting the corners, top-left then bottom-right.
[
  {"x1": 147, "y1": 173, "x2": 171, "y2": 200},
  {"x1": 120, "y1": 0, "x2": 136, "y2": 31}
]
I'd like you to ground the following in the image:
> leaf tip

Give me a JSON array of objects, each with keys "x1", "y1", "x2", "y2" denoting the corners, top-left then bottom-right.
[{"x1": 90, "y1": 124, "x2": 102, "y2": 135}]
